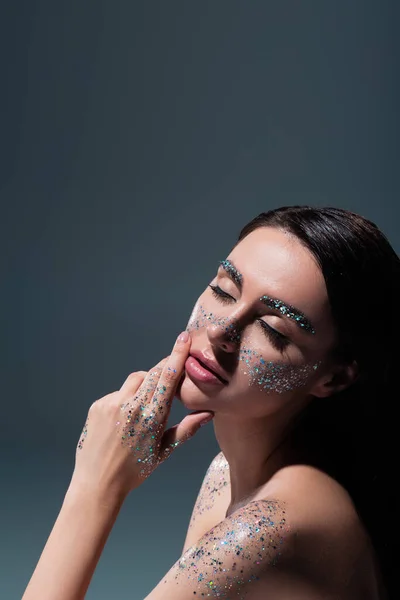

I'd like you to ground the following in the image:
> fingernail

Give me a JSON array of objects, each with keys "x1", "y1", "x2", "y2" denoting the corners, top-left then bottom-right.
[
  {"x1": 200, "y1": 415, "x2": 214, "y2": 427},
  {"x1": 177, "y1": 330, "x2": 189, "y2": 344}
]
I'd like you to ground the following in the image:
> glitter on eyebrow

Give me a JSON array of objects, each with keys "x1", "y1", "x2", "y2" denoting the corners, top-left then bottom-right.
[
  {"x1": 219, "y1": 259, "x2": 243, "y2": 286},
  {"x1": 260, "y1": 295, "x2": 315, "y2": 335},
  {"x1": 218, "y1": 262, "x2": 315, "y2": 336}
]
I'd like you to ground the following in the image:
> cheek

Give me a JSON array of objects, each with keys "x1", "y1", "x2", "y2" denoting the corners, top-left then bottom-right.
[
  {"x1": 238, "y1": 345, "x2": 321, "y2": 394},
  {"x1": 186, "y1": 301, "x2": 321, "y2": 396}
]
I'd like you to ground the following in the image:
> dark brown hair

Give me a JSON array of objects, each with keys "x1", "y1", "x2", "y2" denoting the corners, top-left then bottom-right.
[{"x1": 237, "y1": 206, "x2": 398, "y2": 598}]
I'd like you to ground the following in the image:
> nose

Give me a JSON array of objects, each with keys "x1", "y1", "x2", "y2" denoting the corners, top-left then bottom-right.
[{"x1": 207, "y1": 321, "x2": 240, "y2": 354}]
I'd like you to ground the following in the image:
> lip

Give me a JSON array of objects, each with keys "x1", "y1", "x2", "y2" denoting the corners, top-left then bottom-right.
[{"x1": 188, "y1": 351, "x2": 229, "y2": 384}]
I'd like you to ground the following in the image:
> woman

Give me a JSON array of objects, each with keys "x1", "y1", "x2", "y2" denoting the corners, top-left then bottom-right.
[{"x1": 22, "y1": 206, "x2": 395, "y2": 599}]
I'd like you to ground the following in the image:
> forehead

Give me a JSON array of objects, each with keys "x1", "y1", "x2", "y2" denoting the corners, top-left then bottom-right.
[{"x1": 229, "y1": 227, "x2": 332, "y2": 328}]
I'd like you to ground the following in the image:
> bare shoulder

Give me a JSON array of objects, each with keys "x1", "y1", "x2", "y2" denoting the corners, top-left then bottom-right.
[
  {"x1": 150, "y1": 493, "x2": 353, "y2": 600},
  {"x1": 263, "y1": 464, "x2": 382, "y2": 598},
  {"x1": 191, "y1": 450, "x2": 230, "y2": 521},
  {"x1": 181, "y1": 451, "x2": 230, "y2": 554},
  {"x1": 192, "y1": 452, "x2": 230, "y2": 522},
  {"x1": 148, "y1": 497, "x2": 298, "y2": 600},
  {"x1": 269, "y1": 463, "x2": 365, "y2": 535},
  {"x1": 149, "y1": 465, "x2": 381, "y2": 599},
  {"x1": 205, "y1": 450, "x2": 229, "y2": 476}
]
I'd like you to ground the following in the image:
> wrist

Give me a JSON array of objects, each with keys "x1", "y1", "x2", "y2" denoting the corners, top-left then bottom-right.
[{"x1": 65, "y1": 477, "x2": 127, "y2": 515}]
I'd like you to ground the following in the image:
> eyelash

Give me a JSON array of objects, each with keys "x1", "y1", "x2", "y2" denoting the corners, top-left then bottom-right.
[{"x1": 208, "y1": 284, "x2": 289, "y2": 352}]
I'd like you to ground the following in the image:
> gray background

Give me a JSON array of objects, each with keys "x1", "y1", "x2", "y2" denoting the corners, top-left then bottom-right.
[{"x1": 1, "y1": 2, "x2": 398, "y2": 598}]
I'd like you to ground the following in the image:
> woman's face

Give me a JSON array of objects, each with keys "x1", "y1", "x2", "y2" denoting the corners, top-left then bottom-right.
[{"x1": 177, "y1": 226, "x2": 338, "y2": 419}]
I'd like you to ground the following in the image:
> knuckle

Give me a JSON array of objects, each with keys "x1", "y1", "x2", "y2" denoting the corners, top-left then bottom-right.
[
  {"x1": 148, "y1": 365, "x2": 163, "y2": 379},
  {"x1": 121, "y1": 371, "x2": 147, "y2": 392},
  {"x1": 89, "y1": 392, "x2": 118, "y2": 414},
  {"x1": 88, "y1": 399, "x2": 99, "y2": 414},
  {"x1": 109, "y1": 391, "x2": 123, "y2": 408},
  {"x1": 174, "y1": 342, "x2": 187, "y2": 354},
  {"x1": 127, "y1": 370, "x2": 146, "y2": 382},
  {"x1": 147, "y1": 362, "x2": 165, "y2": 381},
  {"x1": 163, "y1": 366, "x2": 178, "y2": 383}
]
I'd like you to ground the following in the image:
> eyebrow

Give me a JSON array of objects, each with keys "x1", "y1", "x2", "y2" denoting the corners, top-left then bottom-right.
[
  {"x1": 219, "y1": 259, "x2": 243, "y2": 288},
  {"x1": 218, "y1": 259, "x2": 316, "y2": 335}
]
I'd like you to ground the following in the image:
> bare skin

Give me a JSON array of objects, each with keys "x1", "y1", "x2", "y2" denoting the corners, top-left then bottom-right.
[
  {"x1": 178, "y1": 452, "x2": 383, "y2": 599},
  {"x1": 157, "y1": 226, "x2": 384, "y2": 599},
  {"x1": 177, "y1": 227, "x2": 358, "y2": 507},
  {"x1": 23, "y1": 226, "x2": 386, "y2": 600}
]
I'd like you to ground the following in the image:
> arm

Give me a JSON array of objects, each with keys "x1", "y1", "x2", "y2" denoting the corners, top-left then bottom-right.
[
  {"x1": 181, "y1": 451, "x2": 230, "y2": 554},
  {"x1": 22, "y1": 331, "x2": 214, "y2": 600},
  {"x1": 146, "y1": 498, "x2": 295, "y2": 600},
  {"x1": 22, "y1": 484, "x2": 123, "y2": 600},
  {"x1": 23, "y1": 453, "x2": 227, "y2": 600}
]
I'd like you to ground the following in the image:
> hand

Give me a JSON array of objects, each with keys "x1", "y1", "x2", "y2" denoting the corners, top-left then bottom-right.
[{"x1": 69, "y1": 331, "x2": 214, "y2": 501}]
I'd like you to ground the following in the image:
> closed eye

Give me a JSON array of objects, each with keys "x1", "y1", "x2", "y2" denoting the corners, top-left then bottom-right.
[
  {"x1": 209, "y1": 284, "x2": 289, "y2": 353},
  {"x1": 257, "y1": 320, "x2": 289, "y2": 352},
  {"x1": 209, "y1": 284, "x2": 234, "y2": 304}
]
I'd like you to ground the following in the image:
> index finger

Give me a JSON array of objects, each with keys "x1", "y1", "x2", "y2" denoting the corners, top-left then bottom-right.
[{"x1": 150, "y1": 330, "x2": 191, "y2": 409}]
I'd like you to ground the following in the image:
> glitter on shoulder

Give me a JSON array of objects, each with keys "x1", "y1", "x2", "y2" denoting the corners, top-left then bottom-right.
[{"x1": 170, "y1": 499, "x2": 291, "y2": 599}]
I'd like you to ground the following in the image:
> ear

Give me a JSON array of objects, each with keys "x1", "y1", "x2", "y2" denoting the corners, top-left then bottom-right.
[{"x1": 311, "y1": 360, "x2": 359, "y2": 399}]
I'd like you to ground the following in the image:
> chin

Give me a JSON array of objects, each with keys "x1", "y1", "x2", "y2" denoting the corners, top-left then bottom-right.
[{"x1": 175, "y1": 372, "x2": 220, "y2": 410}]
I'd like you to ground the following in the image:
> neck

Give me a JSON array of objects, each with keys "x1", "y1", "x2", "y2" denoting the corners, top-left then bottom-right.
[{"x1": 212, "y1": 409, "x2": 298, "y2": 513}]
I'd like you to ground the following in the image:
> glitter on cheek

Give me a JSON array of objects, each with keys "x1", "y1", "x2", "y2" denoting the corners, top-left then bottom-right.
[
  {"x1": 186, "y1": 303, "x2": 321, "y2": 394},
  {"x1": 239, "y1": 347, "x2": 321, "y2": 394},
  {"x1": 170, "y1": 500, "x2": 290, "y2": 598}
]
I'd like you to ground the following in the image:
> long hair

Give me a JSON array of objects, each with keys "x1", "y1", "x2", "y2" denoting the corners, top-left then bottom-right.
[{"x1": 237, "y1": 206, "x2": 398, "y2": 597}]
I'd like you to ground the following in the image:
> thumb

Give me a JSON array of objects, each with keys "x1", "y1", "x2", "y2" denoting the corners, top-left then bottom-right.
[{"x1": 158, "y1": 412, "x2": 214, "y2": 461}]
